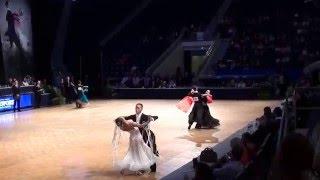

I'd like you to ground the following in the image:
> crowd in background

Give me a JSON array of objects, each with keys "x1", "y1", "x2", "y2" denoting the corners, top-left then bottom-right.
[
  {"x1": 189, "y1": 1, "x2": 320, "y2": 179},
  {"x1": 115, "y1": 66, "x2": 194, "y2": 88},
  {"x1": 1, "y1": 71, "x2": 90, "y2": 111},
  {"x1": 193, "y1": 101, "x2": 319, "y2": 180},
  {"x1": 198, "y1": 0, "x2": 319, "y2": 98}
]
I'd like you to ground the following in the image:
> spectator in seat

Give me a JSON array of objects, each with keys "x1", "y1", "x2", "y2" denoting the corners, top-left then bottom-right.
[
  {"x1": 241, "y1": 132, "x2": 257, "y2": 166},
  {"x1": 194, "y1": 162, "x2": 214, "y2": 180},
  {"x1": 193, "y1": 149, "x2": 217, "y2": 180},
  {"x1": 132, "y1": 74, "x2": 141, "y2": 88},
  {"x1": 256, "y1": 106, "x2": 274, "y2": 128},
  {"x1": 143, "y1": 74, "x2": 151, "y2": 88},
  {"x1": 213, "y1": 144, "x2": 244, "y2": 180},
  {"x1": 252, "y1": 106, "x2": 275, "y2": 145},
  {"x1": 271, "y1": 133, "x2": 316, "y2": 180}
]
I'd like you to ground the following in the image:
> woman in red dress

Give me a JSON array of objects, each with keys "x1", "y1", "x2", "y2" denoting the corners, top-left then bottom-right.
[{"x1": 177, "y1": 88, "x2": 220, "y2": 129}]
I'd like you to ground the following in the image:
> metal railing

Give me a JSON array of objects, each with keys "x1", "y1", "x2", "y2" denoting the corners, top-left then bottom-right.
[{"x1": 276, "y1": 87, "x2": 320, "y2": 150}]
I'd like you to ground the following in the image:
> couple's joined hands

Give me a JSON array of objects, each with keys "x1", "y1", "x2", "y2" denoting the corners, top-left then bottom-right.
[{"x1": 139, "y1": 115, "x2": 158, "y2": 128}]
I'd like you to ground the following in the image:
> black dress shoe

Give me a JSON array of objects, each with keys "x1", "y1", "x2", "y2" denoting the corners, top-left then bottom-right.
[
  {"x1": 188, "y1": 124, "x2": 192, "y2": 130},
  {"x1": 150, "y1": 163, "x2": 156, "y2": 172},
  {"x1": 155, "y1": 150, "x2": 159, "y2": 156},
  {"x1": 195, "y1": 124, "x2": 201, "y2": 129}
]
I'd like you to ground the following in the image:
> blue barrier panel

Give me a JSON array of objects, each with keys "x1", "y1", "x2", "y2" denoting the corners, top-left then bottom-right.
[{"x1": 0, "y1": 93, "x2": 33, "y2": 112}]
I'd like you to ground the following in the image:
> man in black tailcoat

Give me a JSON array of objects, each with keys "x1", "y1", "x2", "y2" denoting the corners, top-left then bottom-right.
[{"x1": 124, "y1": 103, "x2": 159, "y2": 172}]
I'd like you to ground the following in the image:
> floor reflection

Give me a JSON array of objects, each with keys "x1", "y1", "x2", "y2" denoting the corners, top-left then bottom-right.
[{"x1": 178, "y1": 128, "x2": 220, "y2": 147}]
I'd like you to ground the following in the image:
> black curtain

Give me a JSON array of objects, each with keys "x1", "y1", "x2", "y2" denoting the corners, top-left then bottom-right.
[{"x1": 0, "y1": 35, "x2": 5, "y2": 84}]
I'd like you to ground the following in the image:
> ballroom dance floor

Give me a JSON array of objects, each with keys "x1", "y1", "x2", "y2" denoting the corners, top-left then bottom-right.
[{"x1": 0, "y1": 99, "x2": 280, "y2": 179}]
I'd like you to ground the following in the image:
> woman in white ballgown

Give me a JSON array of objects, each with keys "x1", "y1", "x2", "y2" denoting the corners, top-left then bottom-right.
[{"x1": 112, "y1": 117, "x2": 157, "y2": 175}]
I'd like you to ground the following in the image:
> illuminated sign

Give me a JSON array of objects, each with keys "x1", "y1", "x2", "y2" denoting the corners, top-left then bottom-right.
[
  {"x1": 0, "y1": 98, "x2": 14, "y2": 109},
  {"x1": 0, "y1": 93, "x2": 33, "y2": 111}
]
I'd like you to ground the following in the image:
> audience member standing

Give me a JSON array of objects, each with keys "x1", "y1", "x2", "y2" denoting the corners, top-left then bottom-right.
[
  {"x1": 12, "y1": 80, "x2": 21, "y2": 112},
  {"x1": 33, "y1": 80, "x2": 43, "y2": 108}
]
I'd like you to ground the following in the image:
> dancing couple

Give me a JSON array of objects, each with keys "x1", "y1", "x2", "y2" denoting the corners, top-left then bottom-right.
[
  {"x1": 112, "y1": 103, "x2": 159, "y2": 176},
  {"x1": 75, "y1": 80, "x2": 89, "y2": 108},
  {"x1": 177, "y1": 86, "x2": 220, "y2": 130}
]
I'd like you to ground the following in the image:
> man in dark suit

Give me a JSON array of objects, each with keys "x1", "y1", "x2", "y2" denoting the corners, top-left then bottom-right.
[
  {"x1": 33, "y1": 80, "x2": 43, "y2": 108},
  {"x1": 124, "y1": 103, "x2": 159, "y2": 172},
  {"x1": 12, "y1": 80, "x2": 21, "y2": 112},
  {"x1": 64, "y1": 76, "x2": 76, "y2": 104}
]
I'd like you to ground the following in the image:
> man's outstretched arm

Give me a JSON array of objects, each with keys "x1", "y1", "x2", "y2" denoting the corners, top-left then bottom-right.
[{"x1": 124, "y1": 115, "x2": 135, "y2": 120}]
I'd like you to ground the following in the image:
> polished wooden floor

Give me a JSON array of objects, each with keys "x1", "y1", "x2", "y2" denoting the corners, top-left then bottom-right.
[{"x1": 0, "y1": 100, "x2": 279, "y2": 180}]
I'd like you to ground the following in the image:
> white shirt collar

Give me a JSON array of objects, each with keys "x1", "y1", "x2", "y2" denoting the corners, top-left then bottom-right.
[{"x1": 136, "y1": 113, "x2": 142, "y2": 123}]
